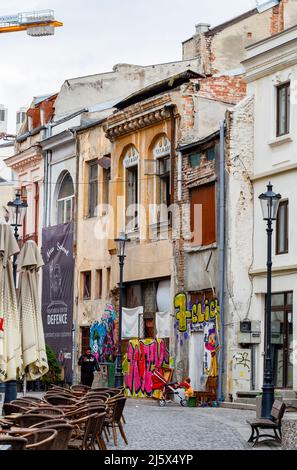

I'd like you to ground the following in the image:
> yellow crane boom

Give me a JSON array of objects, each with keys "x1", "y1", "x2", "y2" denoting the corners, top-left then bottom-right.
[{"x1": 0, "y1": 9, "x2": 63, "y2": 35}]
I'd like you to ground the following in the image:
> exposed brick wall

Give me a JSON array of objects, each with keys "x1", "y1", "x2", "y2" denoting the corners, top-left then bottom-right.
[
  {"x1": 198, "y1": 76, "x2": 247, "y2": 105},
  {"x1": 270, "y1": 1, "x2": 285, "y2": 35}
]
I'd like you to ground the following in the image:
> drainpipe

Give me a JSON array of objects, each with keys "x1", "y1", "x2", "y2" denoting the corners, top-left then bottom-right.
[
  {"x1": 218, "y1": 120, "x2": 225, "y2": 403},
  {"x1": 71, "y1": 129, "x2": 80, "y2": 385}
]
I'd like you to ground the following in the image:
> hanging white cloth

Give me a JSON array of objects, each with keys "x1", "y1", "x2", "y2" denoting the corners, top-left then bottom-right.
[
  {"x1": 156, "y1": 311, "x2": 171, "y2": 338},
  {"x1": 122, "y1": 306, "x2": 143, "y2": 338}
]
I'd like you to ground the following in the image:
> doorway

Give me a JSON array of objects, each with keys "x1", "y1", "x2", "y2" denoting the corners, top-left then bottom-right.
[{"x1": 271, "y1": 292, "x2": 293, "y2": 389}]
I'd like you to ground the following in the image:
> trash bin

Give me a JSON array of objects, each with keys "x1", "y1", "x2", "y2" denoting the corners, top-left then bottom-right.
[
  {"x1": 107, "y1": 363, "x2": 116, "y2": 387},
  {"x1": 187, "y1": 396, "x2": 196, "y2": 407},
  {"x1": 3, "y1": 381, "x2": 17, "y2": 404}
]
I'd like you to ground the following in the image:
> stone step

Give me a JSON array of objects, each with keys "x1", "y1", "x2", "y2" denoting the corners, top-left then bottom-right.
[
  {"x1": 234, "y1": 397, "x2": 257, "y2": 405},
  {"x1": 221, "y1": 401, "x2": 256, "y2": 411}
]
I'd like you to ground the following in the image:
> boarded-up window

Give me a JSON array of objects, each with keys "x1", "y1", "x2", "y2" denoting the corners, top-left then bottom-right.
[{"x1": 190, "y1": 183, "x2": 216, "y2": 246}]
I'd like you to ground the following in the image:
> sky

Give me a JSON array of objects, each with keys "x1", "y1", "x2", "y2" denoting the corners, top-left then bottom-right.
[{"x1": 0, "y1": 0, "x2": 257, "y2": 132}]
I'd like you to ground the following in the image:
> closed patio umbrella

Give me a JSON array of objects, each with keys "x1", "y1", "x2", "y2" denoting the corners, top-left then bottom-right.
[
  {"x1": 17, "y1": 240, "x2": 48, "y2": 381},
  {"x1": 0, "y1": 223, "x2": 22, "y2": 383}
]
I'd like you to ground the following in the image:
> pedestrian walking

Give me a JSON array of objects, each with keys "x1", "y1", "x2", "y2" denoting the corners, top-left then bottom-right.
[{"x1": 78, "y1": 347, "x2": 100, "y2": 387}]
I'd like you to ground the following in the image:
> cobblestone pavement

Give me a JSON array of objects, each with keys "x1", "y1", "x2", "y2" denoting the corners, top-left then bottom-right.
[
  {"x1": 0, "y1": 393, "x2": 281, "y2": 451},
  {"x1": 106, "y1": 399, "x2": 281, "y2": 451}
]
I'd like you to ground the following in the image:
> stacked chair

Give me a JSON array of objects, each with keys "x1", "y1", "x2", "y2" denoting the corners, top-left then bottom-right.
[{"x1": 0, "y1": 385, "x2": 128, "y2": 450}]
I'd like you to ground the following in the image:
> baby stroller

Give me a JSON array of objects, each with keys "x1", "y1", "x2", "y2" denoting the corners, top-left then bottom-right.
[{"x1": 152, "y1": 368, "x2": 188, "y2": 407}]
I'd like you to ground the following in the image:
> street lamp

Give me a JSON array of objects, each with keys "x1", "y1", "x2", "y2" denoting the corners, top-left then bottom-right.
[
  {"x1": 259, "y1": 182, "x2": 281, "y2": 419},
  {"x1": 4, "y1": 191, "x2": 28, "y2": 404},
  {"x1": 114, "y1": 231, "x2": 130, "y2": 388}
]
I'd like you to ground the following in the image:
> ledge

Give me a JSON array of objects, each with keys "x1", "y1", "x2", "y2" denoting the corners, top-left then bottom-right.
[
  {"x1": 268, "y1": 134, "x2": 293, "y2": 147},
  {"x1": 249, "y1": 264, "x2": 297, "y2": 276},
  {"x1": 184, "y1": 242, "x2": 217, "y2": 254}
]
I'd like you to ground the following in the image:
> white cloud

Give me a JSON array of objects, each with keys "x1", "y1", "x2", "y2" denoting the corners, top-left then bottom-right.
[{"x1": 0, "y1": 0, "x2": 256, "y2": 132}]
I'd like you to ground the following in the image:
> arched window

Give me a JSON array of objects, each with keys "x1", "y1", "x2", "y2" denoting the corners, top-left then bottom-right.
[
  {"x1": 56, "y1": 172, "x2": 74, "y2": 224},
  {"x1": 153, "y1": 135, "x2": 171, "y2": 209},
  {"x1": 123, "y1": 146, "x2": 139, "y2": 231}
]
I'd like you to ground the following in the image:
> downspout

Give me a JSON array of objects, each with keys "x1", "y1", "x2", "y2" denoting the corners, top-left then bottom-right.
[
  {"x1": 218, "y1": 120, "x2": 225, "y2": 403},
  {"x1": 71, "y1": 129, "x2": 80, "y2": 385}
]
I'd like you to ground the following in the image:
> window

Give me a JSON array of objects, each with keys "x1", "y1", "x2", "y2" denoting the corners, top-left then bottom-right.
[
  {"x1": 190, "y1": 183, "x2": 216, "y2": 246},
  {"x1": 189, "y1": 153, "x2": 201, "y2": 168},
  {"x1": 88, "y1": 161, "x2": 98, "y2": 217},
  {"x1": 103, "y1": 167, "x2": 111, "y2": 206},
  {"x1": 81, "y1": 327, "x2": 90, "y2": 355},
  {"x1": 277, "y1": 83, "x2": 290, "y2": 137},
  {"x1": 106, "y1": 267, "x2": 111, "y2": 294},
  {"x1": 126, "y1": 165, "x2": 138, "y2": 230},
  {"x1": 276, "y1": 200, "x2": 288, "y2": 255},
  {"x1": 21, "y1": 186, "x2": 27, "y2": 241},
  {"x1": 34, "y1": 182, "x2": 39, "y2": 244},
  {"x1": 96, "y1": 269, "x2": 103, "y2": 299},
  {"x1": 157, "y1": 157, "x2": 171, "y2": 208},
  {"x1": 57, "y1": 173, "x2": 74, "y2": 225},
  {"x1": 82, "y1": 271, "x2": 91, "y2": 300},
  {"x1": 0, "y1": 109, "x2": 6, "y2": 121},
  {"x1": 206, "y1": 146, "x2": 215, "y2": 161}
]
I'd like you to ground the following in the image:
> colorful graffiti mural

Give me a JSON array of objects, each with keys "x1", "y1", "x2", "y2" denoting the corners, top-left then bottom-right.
[
  {"x1": 90, "y1": 304, "x2": 117, "y2": 363},
  {"x1": 123, "y1": 338, "x2": 172, "y2": 397},
  {"x1": 174, "y1": 293, "x2": 220, "y2": 377}
]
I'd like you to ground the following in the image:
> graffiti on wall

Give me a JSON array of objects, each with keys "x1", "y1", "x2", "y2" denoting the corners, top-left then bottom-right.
[
  {"x1": 90, "y1": 304, "x2": 117, "y2": 363},
  {"x1": 123, "y1": 338, "x2": 172, "y2": 397},
  {"x1": 174, "y1": 292, "x2": 220, "y2": 377}
]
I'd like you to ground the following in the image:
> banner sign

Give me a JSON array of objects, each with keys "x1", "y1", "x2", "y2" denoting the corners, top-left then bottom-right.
[{"x1": 41, "y1": 222, "x2": 74, "y2": 383}]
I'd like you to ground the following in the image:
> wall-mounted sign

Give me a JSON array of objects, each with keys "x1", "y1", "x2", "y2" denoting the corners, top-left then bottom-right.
[
  {"x1": 153, "y1": 136, "x2": 171, "y2": 159},
  {"x1": 123, "y1": 146, "x2": 139, "y2": 168}
]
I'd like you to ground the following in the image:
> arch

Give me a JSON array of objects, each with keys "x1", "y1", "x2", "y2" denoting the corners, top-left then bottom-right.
[
  {"x1": 120, "y1": 145, "x2": 140, "y2": 233},
  {"x1": 55, "y1": 171, "x2": 75, "y2": 225}
]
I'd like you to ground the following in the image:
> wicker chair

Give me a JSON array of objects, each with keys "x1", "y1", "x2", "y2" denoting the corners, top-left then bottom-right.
[
  {"x1": 2, "y1": 403, "x2": 28, "y2": 415},
  {"x1": 45, "y1": 395, "x2": 78, "y2": 406},
  {"x1": 104, "y1": 397, "x2": 128, "y2": 446},
  {"x1": 68, "y1": 412, "x2": 103, "y2": 450},
  {"x1": 29, "y1": 418, "x2": 67, "y2": 429},
  {"x1": 25, "y1": 406, "x2": 65, "y2": 416},
  {"x1": 30, "y1": 423, "x2": 74, "y2": 450},
  {"x1": 14, "y1": 414, "x2": 58, "y2": 428},
  {"x1": 24, "y1": 429, "x2": 58, "y2": 450},
  {"x1": 0, "y1": 435, "x2": 27, "y2": 450}
]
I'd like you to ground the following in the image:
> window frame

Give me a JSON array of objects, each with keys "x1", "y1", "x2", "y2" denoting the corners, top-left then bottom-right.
[
  {"x1": 96, "y1": 269, "x2": 103, "y2": 299},
  {"x1": 276, "y1": 199, "x2": 289, "y2": 255},
  {"x1": 276, "y1": 82, "x2": 290, "y2": 137},
  {"x1": 81, "y1": 271, "x2": 92, "y2": 300},
  {"x1": 88, "y1": 160, "x2": 98, "y2": 218}
]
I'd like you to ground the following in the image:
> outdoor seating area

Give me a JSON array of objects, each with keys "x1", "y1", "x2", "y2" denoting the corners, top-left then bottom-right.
[{"x1": 0, "y1": 385, "x2": 128, "y2": 450}]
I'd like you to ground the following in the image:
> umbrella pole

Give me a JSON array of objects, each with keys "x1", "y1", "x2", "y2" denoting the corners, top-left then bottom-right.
[{"x1": 23, "y1": 376, "x2": 27, "y2": 397}]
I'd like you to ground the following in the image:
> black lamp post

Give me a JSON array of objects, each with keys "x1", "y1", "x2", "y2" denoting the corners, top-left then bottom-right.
[
  {"x1": 4, "y1": 191, "x2": 28, "y2": 404},
  {"x1": 259, "y1": 183, "x2": 281, "y2": 419},
  {"x1": 114, "y1": 232, "x2": 130, "y2": 388}
]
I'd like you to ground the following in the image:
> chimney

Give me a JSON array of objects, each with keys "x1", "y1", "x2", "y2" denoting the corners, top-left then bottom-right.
[{"x1": 195, "y1": 23, "x2": 211, "y2": 34}]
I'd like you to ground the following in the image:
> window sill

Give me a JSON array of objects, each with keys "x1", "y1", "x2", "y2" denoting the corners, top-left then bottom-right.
[
  {"x1": 184, "y1": 242, "x2": 217, "y2": 253},
  {"x1": 268, "y1": 134, "x2": 293, "y2": 147}
]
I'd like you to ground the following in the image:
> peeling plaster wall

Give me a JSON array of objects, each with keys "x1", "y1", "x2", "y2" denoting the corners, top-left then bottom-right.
[
  {"x1": 54, "y1": 60, "x2": 200, "y2": 121},
  {"x1": 225, "y1": 96, "x2": 255, "y2": 397},
  {"x1": 76, "y1": 125, "x2": 112, "y2": 328}
]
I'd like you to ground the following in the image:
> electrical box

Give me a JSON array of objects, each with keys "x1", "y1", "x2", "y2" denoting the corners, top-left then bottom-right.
[{"x1": 238, "y1": 321, "x2": 261, "y2": 345}]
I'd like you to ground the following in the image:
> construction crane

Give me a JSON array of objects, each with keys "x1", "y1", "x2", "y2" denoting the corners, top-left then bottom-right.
[{"x1": 0, "y1": 10, "x2": 63, "y2": 36}]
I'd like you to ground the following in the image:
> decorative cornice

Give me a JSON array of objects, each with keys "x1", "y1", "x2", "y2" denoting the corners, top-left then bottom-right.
[
  {"x1": 5, "y1": 146, "x2": 43, "y2": 172},
  {"x1": 105, "y1": 95, "x2": 174, "y2": 141}
]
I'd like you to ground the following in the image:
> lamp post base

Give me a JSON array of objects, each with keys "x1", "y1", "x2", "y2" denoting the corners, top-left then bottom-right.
[
  {"x1": 261, "y1": 383, "x2": 275, "y2": 419},
  {"x1": 114, "y1": 373, "x2": 124, "y2": 388}
]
